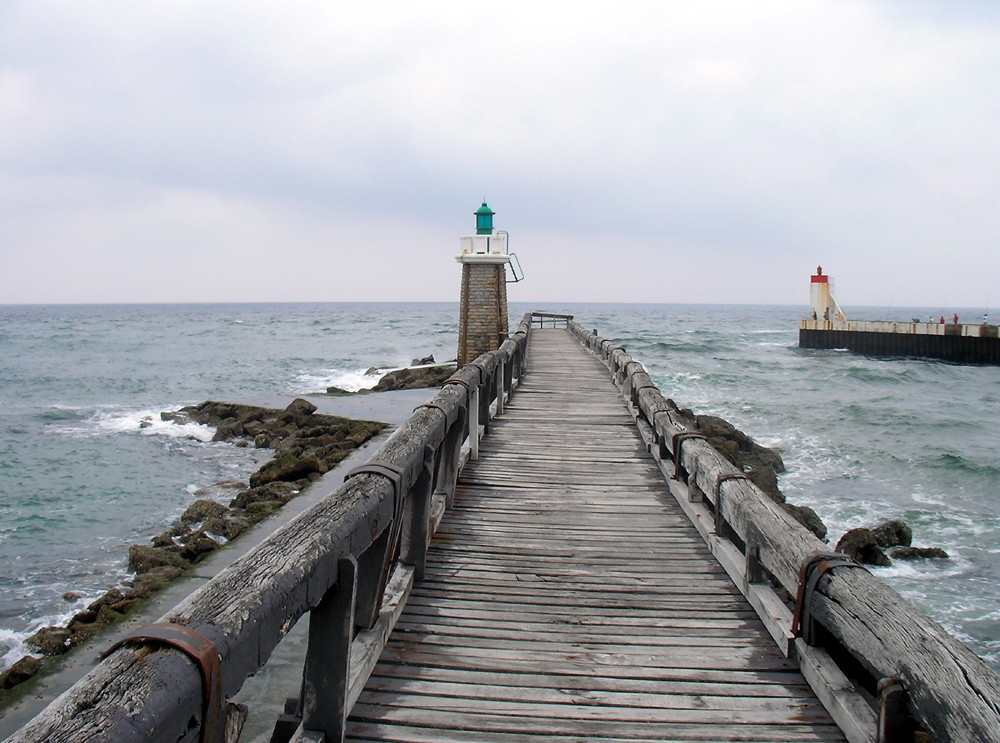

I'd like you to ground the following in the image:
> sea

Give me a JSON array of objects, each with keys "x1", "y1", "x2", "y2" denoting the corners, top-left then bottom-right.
[{"x1": 2, "y1": 301, "x2": 999, "y2": 687}]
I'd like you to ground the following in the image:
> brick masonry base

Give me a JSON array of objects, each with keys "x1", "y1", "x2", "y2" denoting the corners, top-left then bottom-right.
[{"x1": 457, "y1": 262, "x2": 509, "y2": 366}]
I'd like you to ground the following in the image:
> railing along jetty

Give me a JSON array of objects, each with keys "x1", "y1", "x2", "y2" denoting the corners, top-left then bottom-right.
[
  {"x1": 8, "y1": 312, "x2": 1000, "y2": 743},
  {"x1": 6, "y1": 317, "x2": 531, "y2": 743},
  {"x1": 529, "y1": 311, "x2": 572, "y2": 328},
  {"x1": 568, "y1": 320, "x2": 1000, "y2": 743}
]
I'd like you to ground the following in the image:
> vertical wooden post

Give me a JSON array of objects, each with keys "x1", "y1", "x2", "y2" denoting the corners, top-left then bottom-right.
[
  {"x1": 496, "y1": 360, "x2": 505, "y2": 415},
  {"x1": 400, "y1": 446, "x2": 434, "y2": 582},
  {"x1": 300, "y1": 555, "x2": 358, "y2": 742},
  {"x1": 436, "y1": 416, "x2": 465, "y2": 509},
  {"x1": 469, "y1": 388, "x2": 480, "y2": 460}
]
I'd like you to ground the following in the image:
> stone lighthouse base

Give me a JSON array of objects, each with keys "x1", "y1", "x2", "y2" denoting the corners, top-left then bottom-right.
[{"x1": 457, "y1": 260, "x2": 509, "y2": 367}]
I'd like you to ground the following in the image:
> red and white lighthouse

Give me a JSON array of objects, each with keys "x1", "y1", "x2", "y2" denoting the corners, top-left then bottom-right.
[{"x1": 809, "y1": 266, "x2": 846, "y2": 323}]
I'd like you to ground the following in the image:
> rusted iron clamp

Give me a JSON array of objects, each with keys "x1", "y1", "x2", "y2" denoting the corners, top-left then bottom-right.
[
  {"x1": 791, "y1": 551, "x2": 869, "y2": 645},
  {"x1": 443, "y1": 377, "x2": 471, "y2": 392},
  {"x1": 345, "y1": 462, "x2": 405, "y2": 513},
  {"x1": 104, "y1": 622, "x2": 222, "y2": 743},
  {"x1": 670, "y1": 432, "x2": 707, "y2": 482},
  {"x1": 714, "y1": 473, "x2": 750, "y2": 534}
]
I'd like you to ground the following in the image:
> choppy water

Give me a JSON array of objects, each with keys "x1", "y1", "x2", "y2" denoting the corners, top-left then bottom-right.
[{"x1": 1, "y1": 301, "x2": 998, "y2": 675}]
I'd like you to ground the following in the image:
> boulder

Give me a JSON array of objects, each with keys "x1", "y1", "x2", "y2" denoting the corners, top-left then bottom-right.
[
  {"x1": 836, "y1": 528, "x2": 891, "y2": 567},
  {"x1": 181, "y1": 498, "x2": 228, "y2": 524},
  {"x1": 230, "y1": 482, "x2": 298, "y2": 509},
  {"x1": 212, "y1": 419, "x2": 243, "y2": 442},
  {"x1": 128, "y1": 544, "x2": 189, "y2": 575},
  {"x1": 411, "y1": 354, "x2": 435, "y2": 366},
  {"x1": 872, "y1": 519, "x2": 912, "y2": 548},
  {"x1": 695, "y1": 414, "x2": 785, "y2": 473},
  {"x1": 890, "y1": 546, "x2": 949, "y2": 560},
  {"x1": 285, "y1": 398, "x2": 318, "y2": 417},
  {"x1": 87, "y1": 588, "x2": 126, "y2": 613},
  {"x1": 250, "y1": 453, "x2": 321, "y2": 487},
  {"x1": 179, "y1": 531, "x2": 221, "y2": 562},
  {"x1": 1, "y1": 655, "x2": 43, "y2": 689},
  {"x1": 160, "y1": 410, "x2": 192, "y2": 425},
  {"x1": 202, "y1": 515, "x2": 250, "y2": 540},
  {"x1": 746, "y1": 465, "x2": 784, "y2": 503},
  {"x1": 124, "y1": 566, "x2": 184, "y2": 600},
  {"x1": 26, "y1": 626, "x2": 71, "y2": 656},
  {"x1": 782, "y1": 503, "x2": 828, "y2": 541},
  {"x1": 371, "y1": 365, "x2": 456, "y2": 392}
]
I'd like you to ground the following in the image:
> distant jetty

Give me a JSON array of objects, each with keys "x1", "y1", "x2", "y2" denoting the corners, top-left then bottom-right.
[{"x1": 798, "y1": 267, "x2": 1000, "y2": 364}]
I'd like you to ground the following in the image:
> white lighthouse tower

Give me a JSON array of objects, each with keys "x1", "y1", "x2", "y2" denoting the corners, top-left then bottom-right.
[
  {"x1": 456, "y1": 202, "x2": 511, "y2": 366},
  {"x1": 809, "y1": 266, "x2": 847, "y2": 323}
]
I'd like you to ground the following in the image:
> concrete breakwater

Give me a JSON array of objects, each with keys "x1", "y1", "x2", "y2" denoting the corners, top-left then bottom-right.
[{"x1": 799, "y1": 318, "x2": 1000, "y2": 364}]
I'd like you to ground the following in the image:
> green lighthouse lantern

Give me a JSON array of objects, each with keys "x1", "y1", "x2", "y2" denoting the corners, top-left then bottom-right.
[{"x1": 475, "y1": 201, "x2": 495, "y2": 235}]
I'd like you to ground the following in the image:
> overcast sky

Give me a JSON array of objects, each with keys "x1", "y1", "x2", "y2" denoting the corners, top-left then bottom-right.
[{"x1": 2, "y1": 1, "x2": 999, "y2": 309}]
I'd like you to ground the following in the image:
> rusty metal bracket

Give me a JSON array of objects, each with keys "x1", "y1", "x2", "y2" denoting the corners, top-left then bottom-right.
[
  {"x1": 345, "y1": 463, "x2": 404, "y2": 515},
  {"x1": 104, "y1": 622, "x2": 222, "y2": 743},
  {"x1": 791, "y1": 551, "x2": 869, "y2": 645},
  {"x1": 670, "y1": 432, "x2": 707, "y2": 482},
  {"x1": 443, "y1": 377, "x2": 471, "y2": 391},
  {"x1": 714, "y1": 473, "x2": 750, "y2": 535}
]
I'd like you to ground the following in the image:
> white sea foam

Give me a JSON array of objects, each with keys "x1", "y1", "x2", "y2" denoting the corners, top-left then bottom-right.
[
  {"x1": 0, "y1": 628, "x2": 30, "y2": 671},
  {"x1": 48, "y1": 405, "x2": 216, "y2": 442},
  {"x1": 295, "y1": 362, "x2": 445, "y2": 394},
  {"x1": 0, "y1": 594, "x2": 99, "y2": 672},
  {"x1": 297, "y1": 368, "x2": 386, "y2": 393}
]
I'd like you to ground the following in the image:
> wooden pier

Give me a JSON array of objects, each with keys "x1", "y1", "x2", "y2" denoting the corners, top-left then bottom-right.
[
  {"x1": 7, "y1": 313, "x2": 1000, "y2": 743},
  {"x1": 346, "y1": 329, "x2": 842, "y2": 741}
]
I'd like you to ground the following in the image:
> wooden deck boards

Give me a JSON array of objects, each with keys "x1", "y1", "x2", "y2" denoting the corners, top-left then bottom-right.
[{"x1": 346, "y1": 330, "x2": 844, "y2": 742}]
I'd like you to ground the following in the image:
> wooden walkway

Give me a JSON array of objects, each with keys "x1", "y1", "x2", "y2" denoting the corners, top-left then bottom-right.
[{"x1": 346, "y1": 330, "x2": 845, "y2": 742}]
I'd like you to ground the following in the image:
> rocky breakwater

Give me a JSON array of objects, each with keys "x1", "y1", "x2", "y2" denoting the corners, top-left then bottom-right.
[
  {"x1": 1, "y1": 398, "x2": 386, "y2": 694},
  {"x1": 328, "y1": 355, "x2": 457, "y2": 395},
  {"x1": 672, "y1": 405, "x2": 829, "y2": 541},
  {"x1": 836, "y1": 519, "x2": 949, "y2": 567}
]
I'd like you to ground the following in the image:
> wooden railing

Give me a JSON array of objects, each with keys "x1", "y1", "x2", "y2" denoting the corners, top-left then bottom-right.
[
  {"x1": 568, "y1": 320, "x2": 1000, "y2": 743},
  {"x1": 6, "y1": 316, "x2": 533, "y2": 743},
  {"x1": 529, "y1": 311, "x2": 573, "y2": 328}
]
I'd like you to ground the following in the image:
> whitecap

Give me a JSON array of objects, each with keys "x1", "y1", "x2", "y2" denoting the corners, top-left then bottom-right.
[
  {"x1": 95, "y1": 409, "x2": 216, "y2": 442},
  {"x1": 296, "y1": 362, "x2": 443, "y2": 394},
  {"x1": 48, "y1": 405, "x2": 216, "y2": 442}
]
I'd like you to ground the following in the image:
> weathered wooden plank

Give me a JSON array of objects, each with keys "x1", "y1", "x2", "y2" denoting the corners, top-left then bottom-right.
[
  {"x1": 348, "y1": 707, "x2": 847, "y2": 742},
  {"x1": 365, "y1": 663, "x2": 817, "y2": 698}
]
